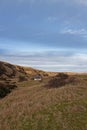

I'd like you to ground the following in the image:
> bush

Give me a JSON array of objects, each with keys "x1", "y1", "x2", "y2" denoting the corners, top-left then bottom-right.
[
  {"x1": 56, "y1": 73, "x2": 69, "y2": 79},
  {"x1": 47, "y1": 77, "x2": 66, "y2": 88},
  {"x1": 0, "y1": 86, "x2": 10, "y2": 98},
  {"x1": 0, "y1": 83, "x2": 17, "y2": 98},
  {"x1": 45, "y1": 73, "x2": 78, "y2": 88},
  {"x1": 7, "y1": 84, "x2": 17, "y2": 90},
  {"x1": 19, "y1": 75, "x2": 28, "y2": 82}
]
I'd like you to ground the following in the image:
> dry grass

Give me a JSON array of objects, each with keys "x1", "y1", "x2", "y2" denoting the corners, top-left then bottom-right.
[{"x1": 0, "y1": 75, "x2": 87, "y2": 130}]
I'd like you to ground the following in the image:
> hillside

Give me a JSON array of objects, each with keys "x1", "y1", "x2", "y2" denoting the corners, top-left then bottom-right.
[
  {"x1": 22, "y1": 66, "x2": 49, "y2": 77},
  {"x1": 0, "y1": 61, "x2": 29, "y2": 80},
  {"x1": 0, "y1": 61, "x2": 51, "y2": 80},
  {"x1": 0, "y1": 61, "x2": 49, "y2": 98},
  {"x1": 0, "y1": 61, "x2": 78, "y2": 80},
  {"x1": 0, "y1": 73, "x2": 87, "y2": 130},
  {"x1": 0, "y1": 61, "x2": 87, "y2": 130},
  {"x1": 0, "y1": 61, "x2": 86, "y2": 98},
  {"x1": 0, "y1": 61, "x2": 59, "y2": 98}
]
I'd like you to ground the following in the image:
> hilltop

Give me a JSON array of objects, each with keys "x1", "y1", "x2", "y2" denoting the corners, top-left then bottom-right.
[
  {"x1": 0, "y1": 61, "x2": 28, "y2": 80},
  {"x1": 0, "y1": 61, "x2": 81, "y2": 81},
  {"x1": 0, "y1": 61, "x2": 50, "y2": 82}
]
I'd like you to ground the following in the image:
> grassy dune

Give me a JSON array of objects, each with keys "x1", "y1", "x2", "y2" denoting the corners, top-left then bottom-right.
[{"x1": 0, "y1": 75, "x2": 87, "y2": 130}]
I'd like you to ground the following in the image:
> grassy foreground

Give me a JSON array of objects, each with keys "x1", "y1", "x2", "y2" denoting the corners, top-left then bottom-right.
[{"x1": 0, "y1": 75, "x2": 87, "y2": 130}]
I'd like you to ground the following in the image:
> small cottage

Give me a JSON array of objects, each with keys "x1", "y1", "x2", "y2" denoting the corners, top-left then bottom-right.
[{"x1": 34, "y1": 75, "x2": 42, "y2": 81}]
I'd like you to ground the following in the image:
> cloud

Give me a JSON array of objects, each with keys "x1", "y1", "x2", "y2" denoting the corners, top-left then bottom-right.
[
  {"x1": 1, "y1": 50, "x2": 87, "y2": 72},
  {"x1": 0, "y1": 0, "x2": 87, "y2": 73},
  {"x1": 61, "y1": 28, "x2": 87, "y2": 36}
]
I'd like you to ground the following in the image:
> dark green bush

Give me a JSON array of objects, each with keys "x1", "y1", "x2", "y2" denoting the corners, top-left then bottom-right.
[
  {"x1": 0, "y1": 83, "x2": 17, "y2": 98},
  {"x1": 0, "y1": 86, "x2": 11, "y2": 98}
]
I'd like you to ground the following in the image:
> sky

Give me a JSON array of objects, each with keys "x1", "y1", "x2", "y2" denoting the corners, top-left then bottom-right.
[{"x1": 0, "y1": 0, "x2": 87, "y2": 72}]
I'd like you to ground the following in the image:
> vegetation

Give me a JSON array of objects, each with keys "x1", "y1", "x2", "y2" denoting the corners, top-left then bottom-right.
[
  {"x1": 0, "y1": 61, "x2": 87, "y2": 130},
  {"x1": 0, "y1": 83, "x2": 17, "y2": 98},
  {"x1": 18, "y1": 75, "x2": 28, "y2": 82},
  {"x1": 46, "y1": 73, "x2": 78, "y2": 88},
  {"x1": 0, "y1": 85, "x2": 11, "y2": 98},
  {"x1": 0, "y1": 74, "x2": 87, "y2": 130}
]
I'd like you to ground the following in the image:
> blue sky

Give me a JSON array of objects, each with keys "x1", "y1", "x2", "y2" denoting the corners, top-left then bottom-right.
[{"x1": 0, "y1": 0, "x2": 87, "y2": 72}]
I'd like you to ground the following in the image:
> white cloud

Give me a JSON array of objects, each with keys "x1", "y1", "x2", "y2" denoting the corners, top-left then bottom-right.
[
  {"x1": 61, "y1": 28, "x2": 87, "y2": 36},
  {"x1": 1, "y1": 50, "x2": 87, "y2": 72}
]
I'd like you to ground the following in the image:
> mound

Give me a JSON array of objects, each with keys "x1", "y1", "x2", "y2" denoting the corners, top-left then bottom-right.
[
  {"x1": 0, "y1": 61, "x2": 29, "y2": 81},
  {"x1": 0, "y1": 61, "x2": 29, "y2": 98},
  {"x1": 46, "y1": 73, "x2": 78, "y2": 88}
]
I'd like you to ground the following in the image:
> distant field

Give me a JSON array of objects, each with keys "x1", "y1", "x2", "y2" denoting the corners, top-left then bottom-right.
[{"x1": 0, "y1": 74, "x2": 87, "y2": 130}]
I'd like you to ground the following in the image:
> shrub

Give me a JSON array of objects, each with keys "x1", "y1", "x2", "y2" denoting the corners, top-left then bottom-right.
[
  {"x1": 19, "y1": 75, "x2": 28, "y2": 82},
  {"x1": 47, "y1": 77, "x2": 66, "y2": 88},
  {"x1": 7, "y1": 84, "x2": 17, "y2": 90},
  {"x1": 56, "y1": 73, "x2": 69, "y2": 79},
  {"x1": 45, "y1": 73, "x2": 78, "y2": 88},
  {"x1": 0, "y1": 85, "x2": 10, "y2": 98},
  {"x1": 0, "y1": 83, "x2": 17, "y2": 98}
]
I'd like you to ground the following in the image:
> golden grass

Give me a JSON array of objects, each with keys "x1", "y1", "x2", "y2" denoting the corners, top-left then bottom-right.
[{"x1": 0, "y1": 75, "x2": 87, "y2": 130}]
